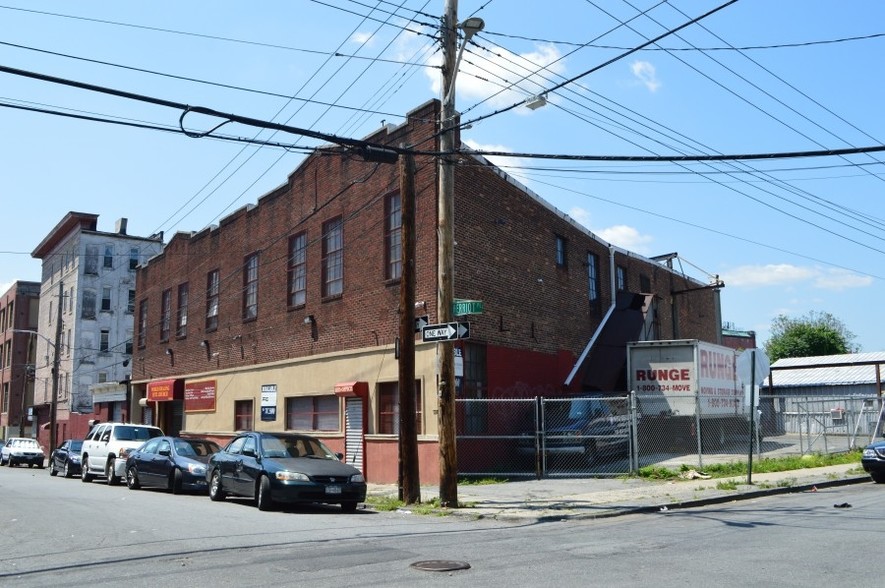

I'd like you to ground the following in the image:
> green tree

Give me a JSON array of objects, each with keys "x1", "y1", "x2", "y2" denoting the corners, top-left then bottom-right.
[{"x1": 764, "y1": 311, "x2": 858, "y2": 362}]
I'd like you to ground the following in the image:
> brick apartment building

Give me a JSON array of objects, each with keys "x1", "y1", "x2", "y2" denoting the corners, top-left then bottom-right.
[
  {"x1": 131, "y1": 100, "x2": 721, "y2": 484},
  {"x1": 0, "y1": 281, "x2": 40, "y2": 440}
]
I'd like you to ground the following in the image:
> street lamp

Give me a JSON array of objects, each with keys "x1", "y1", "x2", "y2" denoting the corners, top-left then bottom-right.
[
  {"x1": 437, "y1": 1, "x2": 485, "y2": 508},
  {"x1": 12, "y1": 326, "x2": 60, "y2": 452}
]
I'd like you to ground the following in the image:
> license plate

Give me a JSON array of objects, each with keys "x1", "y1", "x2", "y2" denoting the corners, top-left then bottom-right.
[{"x1": 325, "y1": 485, "x2": 342, "y2": 495}]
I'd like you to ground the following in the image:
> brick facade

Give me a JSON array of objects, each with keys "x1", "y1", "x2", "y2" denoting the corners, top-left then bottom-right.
[
  {"x1": 132, "y1": 100, "x2": 722, "y2": 483},
  {"x1": 0, "y1": 281, "x2": 40, "y2": 438}
]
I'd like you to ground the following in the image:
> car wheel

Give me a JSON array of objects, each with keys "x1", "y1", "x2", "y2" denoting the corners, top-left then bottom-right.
[
  {"x1": 49, "y1": 460, "x2": 58, "y2": 476},
  {"x1": 256, "y1": 475, "x2": 274, "y2": 511},
  {"x1": 871, "y1": 472, "x2": 885, "y2": 484},
  {"x1": 340, "y1": 501, "x2": 358, "y2": 513},
  {"x1": 81, "y1": 457, "x2": 94, "y2": 483},
  {"x1": 107, "y1": 459, "x2": 120, "y2": 486},
  {"x1": 37, "y1": 461, "x2": 44, "y2": 469},
  {"x1": 63, "y1": 462, "x2": 72, "y2": 478},
  {"x1": 171, "y1": 469, "x2": 183, "y2": 495},
  {"x1": 127, "y1": 467, "x2": 141, "y2": 490},
  {"x1": 209, "y1": 470, "x2": 225, "y2": 501}
]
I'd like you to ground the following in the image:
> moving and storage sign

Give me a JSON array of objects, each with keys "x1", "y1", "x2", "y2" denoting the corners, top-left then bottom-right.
[{"x1": 185, "y1": 380, "x2": 216, "y2": 413}]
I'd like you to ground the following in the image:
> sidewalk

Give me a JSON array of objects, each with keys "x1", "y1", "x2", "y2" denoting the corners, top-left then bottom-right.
[{"x1": 367, "y1": 463, "x2": 871, "y2": 522}]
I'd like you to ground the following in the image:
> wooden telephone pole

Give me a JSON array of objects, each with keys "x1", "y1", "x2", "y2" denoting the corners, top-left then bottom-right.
[{"x1": 398, "y1": 152, "x2": 420, "y2": 504}]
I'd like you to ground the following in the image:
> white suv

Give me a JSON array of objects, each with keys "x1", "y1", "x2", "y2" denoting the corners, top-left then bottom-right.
[{"x1": 80, "y1": 423, "x2": 163, "y2": 485}]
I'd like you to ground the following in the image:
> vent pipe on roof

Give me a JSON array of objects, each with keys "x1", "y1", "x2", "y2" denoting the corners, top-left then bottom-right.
[{"x1": 115, "y1": 218, "x2": 128, "y2": 235}]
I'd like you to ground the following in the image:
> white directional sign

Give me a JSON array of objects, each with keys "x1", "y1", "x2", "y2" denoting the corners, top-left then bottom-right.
[{"x1": 422, "y1": 322, "x2": 470, "y2": 342}]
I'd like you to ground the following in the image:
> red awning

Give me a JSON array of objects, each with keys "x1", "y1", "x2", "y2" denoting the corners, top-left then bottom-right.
[
  {"x1": 334, "y1": 381, "x2": 369, "y2": 398},
  {"x1": 146, "y1": 378, "x2": 183, "y2": 402}
]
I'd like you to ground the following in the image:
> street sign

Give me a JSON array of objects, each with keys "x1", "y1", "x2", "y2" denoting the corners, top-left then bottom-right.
[
  {"x1": 453, "y1": 299, "x2": 483, "y2": 316},
  {"x1": 422, "y1": 322, "x2": 470, "y2": 342},
  {"x1": 414, "y1": 315, "x2": 429, "y2": 333}
]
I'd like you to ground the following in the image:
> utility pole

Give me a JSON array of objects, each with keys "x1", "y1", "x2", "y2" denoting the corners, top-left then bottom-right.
[
  {"x1": 398, "y1": 151, "x2": 420, "y2": 504},
  {"x1": 437, "y1": 0, "x2": 459, "y2": 508},
  {"x1": 49, "y1": 281, "x2": 63, "y2": 453}
]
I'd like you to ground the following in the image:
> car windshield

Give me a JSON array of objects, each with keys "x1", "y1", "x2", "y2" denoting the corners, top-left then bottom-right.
[
  {"x1": 174, "y1": 439, "x2": 220, "y2": 457},
  {"x1": 113, "y1": 426, "x2": 162, "y2": 442},
  {"x1": 14, "y1": 439, "x2": 39, "y2": 448},
  {"x1": 260, "y1": 436, "x2": 336, "y2": 459}
]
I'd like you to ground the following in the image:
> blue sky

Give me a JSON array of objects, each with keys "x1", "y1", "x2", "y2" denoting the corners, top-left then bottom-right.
[{"x1": 1, "y1": 1, "x2": 883, "y2": 351}]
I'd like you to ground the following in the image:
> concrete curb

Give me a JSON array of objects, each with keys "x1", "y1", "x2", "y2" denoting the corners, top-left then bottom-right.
[{"x1": 438, "y1": 474, "x2": 872, "y2": 524}]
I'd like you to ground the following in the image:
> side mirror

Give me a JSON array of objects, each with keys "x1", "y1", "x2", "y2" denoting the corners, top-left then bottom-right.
[
  {"x1": 242, "y1": 448, "x2": 257, "y2": 458},
  {"x1": 336, "y1": 452, "x2": 345, "y2": 461},
  {"x1": 159, "y1": 449, "x2": 171, "y2": 457}
]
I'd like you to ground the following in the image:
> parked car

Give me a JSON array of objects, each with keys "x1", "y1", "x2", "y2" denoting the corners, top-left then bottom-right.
[
  {"x1": 125, "y1": 436, "x2": 221, "y2": 494},
  {"x1": 1, "y1": 437, "x2": 45, "y2": 468},
  {"x1": 207, "y1": 432, "x2": 366, "y2": 512},
  {"x1": 49, "y1": 439, "x2": 83, "y2": 478},
  {"x1": 80, "y1": 423, "x2": 164, "y2": 485},
  {"x1": 862, "y1": 438, "x2": 885, "y2": 483},
  {"x1": 518, "y1": 398, "x2": 632, "y2": 466}
]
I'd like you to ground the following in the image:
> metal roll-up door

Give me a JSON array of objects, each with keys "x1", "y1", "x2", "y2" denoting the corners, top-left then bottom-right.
[{"x1": 344, "y1": 397, "x2": 364, "y2": 472}]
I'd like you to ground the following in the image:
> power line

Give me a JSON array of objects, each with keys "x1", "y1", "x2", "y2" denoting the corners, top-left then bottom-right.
[
  {"x1": 455, "y1": 0, "x2": 739, "y2": 130},
  {"x1": 482, "y1": 29, "x2": 885, "y2": 52}
]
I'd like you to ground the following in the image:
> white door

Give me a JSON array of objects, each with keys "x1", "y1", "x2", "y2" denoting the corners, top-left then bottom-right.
[{"x1": 344, "y1": 398, "x2": 364, "y2": 472}]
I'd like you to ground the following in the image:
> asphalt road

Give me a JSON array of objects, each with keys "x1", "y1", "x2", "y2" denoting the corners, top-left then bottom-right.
[{"x1": 0, "y1": 464, "x2": 881, "y2": 587}]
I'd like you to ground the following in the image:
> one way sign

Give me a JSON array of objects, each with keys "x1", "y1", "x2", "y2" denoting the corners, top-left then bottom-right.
[{"x1": 422, "y1": 322, "x2": 470, "y2": 342}]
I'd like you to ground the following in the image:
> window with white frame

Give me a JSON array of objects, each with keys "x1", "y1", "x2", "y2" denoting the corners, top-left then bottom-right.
[
  {"x1": 321, "y1": 217, "x2": 343, "y2": 298},
  {"x1": 243, "y1": 253, "x2": 259, "y2": 320},
  {"x1": 385, "y1": 191, "x2": 402, "y2": 280},
  {"x1": 287, "y1": 233, "x2": 307, "y2": 308}
]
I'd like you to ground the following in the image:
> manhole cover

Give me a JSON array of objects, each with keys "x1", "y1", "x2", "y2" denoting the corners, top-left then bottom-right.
[{"x1": 411, "y1": 560, "x2": 471, "y2": 572}]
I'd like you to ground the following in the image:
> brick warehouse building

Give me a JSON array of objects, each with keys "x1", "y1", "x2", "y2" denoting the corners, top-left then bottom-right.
[
  {"x1": 130, "y1": 100, "x2": 721, "y2": 484},
  {"x1": 0, "y1": 280, "x2": 40, "y2": 440}
]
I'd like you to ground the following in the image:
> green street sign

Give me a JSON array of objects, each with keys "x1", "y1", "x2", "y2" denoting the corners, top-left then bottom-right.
[{"x1": 453, "y1": 299, "x2": 483, "y2": 316}]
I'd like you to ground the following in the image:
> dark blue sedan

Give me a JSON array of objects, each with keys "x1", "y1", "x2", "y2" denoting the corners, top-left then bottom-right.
[
  {"x1": 207, "y1": 432, "x2": 366, "y2": 512},
  {"x1": 862, "y1": 438, "x2": 885, "y2": 483},
  {"x1": 125, "y1": 436, "x2": 220, "y2": 494}
]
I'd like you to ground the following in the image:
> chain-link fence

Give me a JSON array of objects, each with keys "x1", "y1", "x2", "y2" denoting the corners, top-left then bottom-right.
[{"x1": 456, "y1": 393, "x2": 882, "y2": 479}]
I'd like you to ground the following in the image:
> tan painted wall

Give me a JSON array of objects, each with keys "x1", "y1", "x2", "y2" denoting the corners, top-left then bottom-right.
[{"x1": 176, "y1": 342, "x2": 441, "y2": 438}]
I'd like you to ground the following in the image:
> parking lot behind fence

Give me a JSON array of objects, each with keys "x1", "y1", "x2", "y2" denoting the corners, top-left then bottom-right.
[{"x1": 456, "y1": 394, "x2": 884, "y2": 478}]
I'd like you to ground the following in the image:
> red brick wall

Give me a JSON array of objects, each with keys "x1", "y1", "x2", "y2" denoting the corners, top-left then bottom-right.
[{"x1": 134, "y1": 98, "x2": 720, "y2": 397}]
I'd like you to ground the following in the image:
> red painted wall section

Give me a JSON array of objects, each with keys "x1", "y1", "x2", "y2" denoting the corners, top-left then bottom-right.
[
  {"x1": 486, "y1": 345, "x2": 566, "y2": 399},
  {"x1": 365, "y1": 438, "x2": 440, "y2": 485}
]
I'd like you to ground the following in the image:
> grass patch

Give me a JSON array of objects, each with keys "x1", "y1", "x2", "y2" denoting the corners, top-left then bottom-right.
[
  {"x1": 458, "y1": 476, "x2": 509, "y2": 485},
  {"x1": 715, "y1": 479, "x2": 739, "y2": 491},
  {"x1": 365, "y1": 495, "x2": 472, "y2": 516},
  {"x1": 635, "y1": 450, "x2": 861, "y2": 481}
]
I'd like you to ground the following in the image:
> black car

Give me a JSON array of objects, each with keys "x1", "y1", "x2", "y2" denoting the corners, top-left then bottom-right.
[
  {"x1": 207, "y1": 432, "x2": 366, "y2": 512},
  {"x1": 862, "y1": 438, "x2": 885, "y2": 483},
  {"x1": 49, "y1": 439, "x2": 83, "y2": 478},
  {"x1": 125, "y1": 436, "x2": 221, "y2": 494}
]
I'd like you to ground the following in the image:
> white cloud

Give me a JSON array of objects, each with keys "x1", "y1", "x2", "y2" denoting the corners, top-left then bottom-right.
[
  {"x1": 813, "y1": 268, "x2": 874, "y2": 291},
  {"x1": 721, "y1": 264, "x2": 872, "y2": 291},
  {"x1": 568, "y1": 207, "x2": 592, "y2": 229},
  {"x1": 630, "y1": 60, "x2": 661, "y2": 92},
  {"x1": 463, "y1": 139, "x2": 525, "y2": 172},
  {"x1": 567, "y1": 207, "x2": 654, "y2": 254},
  {"x1": 596, "y1": 225, "x2": 654, "y2": 253},
  {"x1": 351, "y1": 31, "x2": 374, "y2": 46},
  {"x1": 426, "y1": 43, "x2": 565, "y2": 109}
]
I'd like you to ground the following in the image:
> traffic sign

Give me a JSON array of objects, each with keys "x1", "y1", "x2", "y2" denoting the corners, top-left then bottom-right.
[
  {"x1": 453, "y1": 299, "x2": 483, "y2": 316},
  {"x1": 414, "y1": 315, "x2": 429, "y2": 333},
  {"x1": 422, "y1": 322, "x2": 471, "y2": 342}
]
